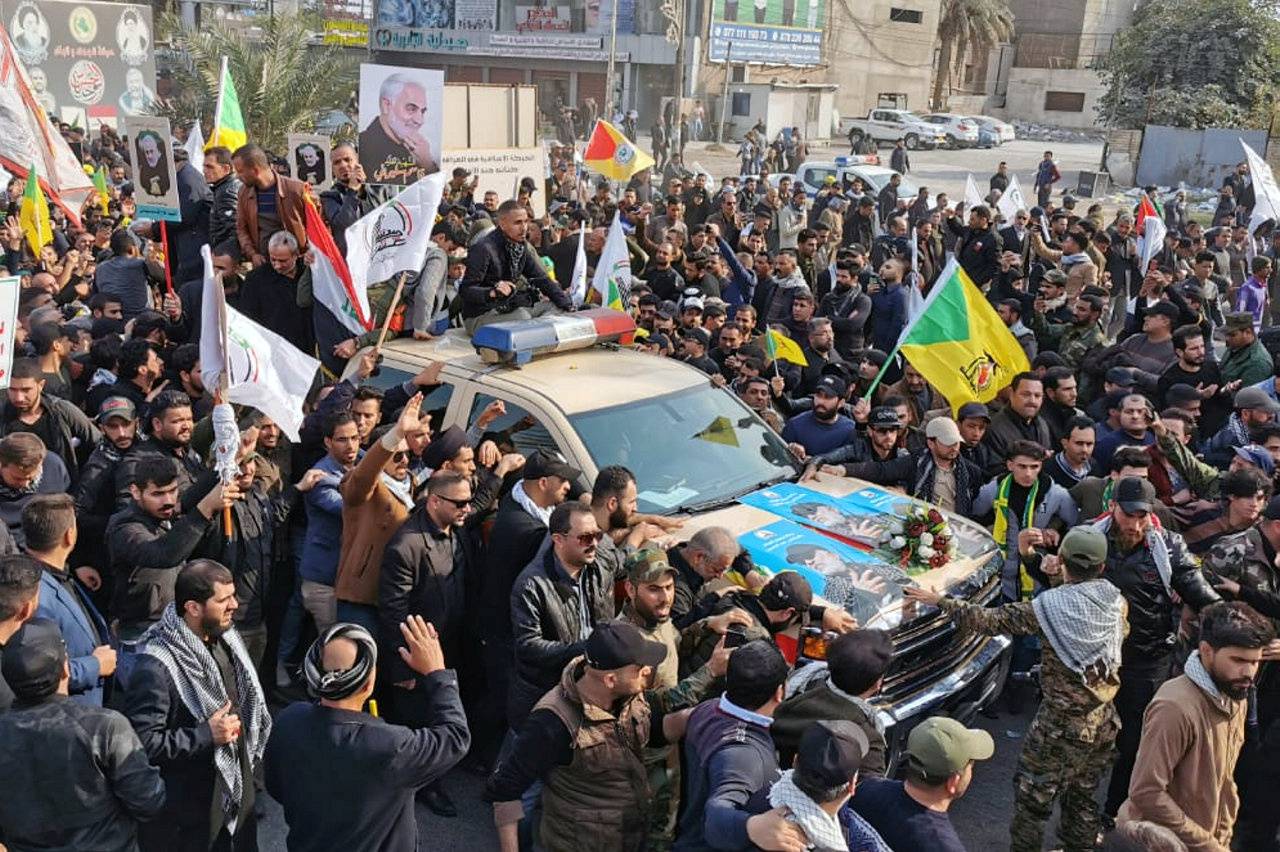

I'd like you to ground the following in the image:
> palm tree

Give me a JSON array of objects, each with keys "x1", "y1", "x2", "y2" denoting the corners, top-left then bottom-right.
[
  {"x1": 155, "y1": 11, "x2": 358, "y2": 152},
  {"x1": 931, "y1": 0, "x2": 1015, "y2": 110}
]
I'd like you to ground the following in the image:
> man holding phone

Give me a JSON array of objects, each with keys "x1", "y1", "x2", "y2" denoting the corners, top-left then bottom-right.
[{"x1": 1093, "y1": 394, "x2": 1158, "y2": 468}]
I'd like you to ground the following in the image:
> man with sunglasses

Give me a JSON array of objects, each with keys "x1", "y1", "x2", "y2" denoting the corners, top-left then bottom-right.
[
  {"x1": 508, "y1": 502, "x2": 617, "y2": 731},
  {"x1": 377, "y1": 469, "x2": 478, "y2": 817}
]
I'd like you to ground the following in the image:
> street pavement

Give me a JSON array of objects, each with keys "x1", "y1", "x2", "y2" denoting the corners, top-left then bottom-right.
[{"x1": 257, "y1": 699, "x2": 1048, "y2": 851}]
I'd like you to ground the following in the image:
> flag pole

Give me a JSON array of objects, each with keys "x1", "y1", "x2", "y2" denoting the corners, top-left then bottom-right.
[
  {"x1": 212, "y1": 262, "x2": 233, "y2": 540},
  {"x1": 158, "y1": 221, "x2": 174, "y2": 296},
  {"x1": 373, "y1": 271, "x2": 410, "y2": 356}
]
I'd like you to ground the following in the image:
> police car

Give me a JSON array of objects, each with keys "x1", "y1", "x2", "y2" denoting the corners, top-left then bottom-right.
[{"x1": 362, "y1": 309, "x2": 1011, "y2": 754}]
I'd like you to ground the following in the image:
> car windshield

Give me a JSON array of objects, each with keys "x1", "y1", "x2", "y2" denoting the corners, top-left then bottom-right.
[{"x1": 569, "y1": 386, "x2": 798, "y2": 514}]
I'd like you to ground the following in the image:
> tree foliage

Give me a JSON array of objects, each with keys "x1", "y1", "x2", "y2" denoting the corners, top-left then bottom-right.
[
  {"x1": 932, "y1": 0, "x2": 1015, "y2": 109},
  {"x1": 155, "y1": 11, "x2": 358, "y2": 151},
  {"x1": 1098, "y1": 0, "x2": 1280, "y2": 128}
]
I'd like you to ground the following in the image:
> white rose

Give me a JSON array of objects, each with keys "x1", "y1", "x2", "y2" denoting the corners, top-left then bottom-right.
[
  {"x1": 919, "y1": 532, "x2": 934, "y2": 546},
  {"x1": 918, "y1": 545, "x2": 935, "y2": 559},
  {"x1": 889, "y1": 536, "x2": 906, "y2": 550}
]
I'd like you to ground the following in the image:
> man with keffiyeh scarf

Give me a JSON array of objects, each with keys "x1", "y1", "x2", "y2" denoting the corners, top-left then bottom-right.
[
  {"x1": 123, "y1": 560, "x2": 271, "y2": 852},
  {"x1": 906, "y1": 527, "x2": 1127, "y2": 852}
]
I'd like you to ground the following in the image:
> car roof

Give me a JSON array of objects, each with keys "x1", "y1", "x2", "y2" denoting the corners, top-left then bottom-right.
[{"x1": 380, "y1": 330, "x2": 709, "y2": 415}]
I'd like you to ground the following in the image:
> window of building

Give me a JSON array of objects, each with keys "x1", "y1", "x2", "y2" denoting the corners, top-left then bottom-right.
[
  {"x1": 1043, "y1": 91, "x2": 1086, "y2": 112},
  {"x1": 731, "y1": 92, "x2": 751, "y2": 116},
  {"x1": 889, "y1": 8, "x2": 923, "y2": 23}
]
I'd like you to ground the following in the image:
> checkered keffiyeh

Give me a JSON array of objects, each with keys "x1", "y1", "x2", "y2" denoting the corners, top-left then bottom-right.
[
  {"x1": 768, "y1": 769, "x2": 849, "y2": 851},
  {"x1": 1031, "y1": 578, "x2": 1125, "y2": 685},
  {"x1": 141, "y1": 604, "x2": 271, "y2": 832}
]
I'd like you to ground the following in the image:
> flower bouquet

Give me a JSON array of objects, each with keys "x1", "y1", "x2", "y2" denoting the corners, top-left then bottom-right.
[{"x1": 879, "y1": 503, "x2": 958, "y2": 571}]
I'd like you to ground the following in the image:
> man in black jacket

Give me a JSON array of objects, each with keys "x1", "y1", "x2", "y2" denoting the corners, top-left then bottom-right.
[
  {"x1": 139, "y1": 148, "x2": 211, "y2": 286},
  {"x1": 0, "y1": 618, "x2": 165, "y2": 849},
  {"x1": 74, "y1": 396, "x2": 139, "y2": 569},
  {"x1": 113, "y1": 389, "x2": 206, "y2": 509},
  {"x1": 460, "y1": 200, "x2": 573, "y2": 332},
  {"x1": 508, "y1": 502, "x2": 616, "y2": 728},
  {"x1": 319, "y1": 144, "x2": 384, "y2": 256},
  {"x1": 203, "y1": 145, "x2": 242, "y2": 259},
  {"x1": 980, "y1": 372, "x2": 1052, "y2": 477},
  {"x1": 0, "y1": 553, "x2": 40, "y2": 710},
  {"x1": 266, "y1": 619, "x2": 469, "y2": 852},
  {"x1": 944, "y1": 204, "x2": 1001, "y2": 286},
  {"x1": 1, "y1": 356, "x2": 99, "y2": 483},
  {"x1": 839, "y1": 417, "x2": 982, "y2": 515},
  {"x1": 819, "y1": 259, "x2": 872, "y2": 358}
]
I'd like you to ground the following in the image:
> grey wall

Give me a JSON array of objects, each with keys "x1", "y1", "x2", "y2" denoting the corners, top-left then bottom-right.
[{"x1": 1134, "y1": 125, "x2": 1269, "y2": 189}]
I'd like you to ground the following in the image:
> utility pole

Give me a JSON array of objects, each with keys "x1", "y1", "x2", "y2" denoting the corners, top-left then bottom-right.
[
  {"x1": 671, "y1": 0, "x2": 685, "y2": 129},
  {"x1": 604, "y1": 0, "x2": 620, "y2": 120},
  {"x1": 717, "y1": 43, "x2": 732, "y2": 144}
]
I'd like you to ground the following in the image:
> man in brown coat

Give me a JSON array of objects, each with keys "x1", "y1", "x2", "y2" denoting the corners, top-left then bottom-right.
[
  {"x1": 233, "y1": 143, "x2": 309, "y2": 268},
  {"x1": 1118, "y1": 601, "x2": 1275, "y2": 852}
]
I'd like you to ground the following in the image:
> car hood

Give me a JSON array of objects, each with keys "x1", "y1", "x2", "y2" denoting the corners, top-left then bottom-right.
[{"x1": 689, "y1": 478, "x2": 999, "y2": 631}]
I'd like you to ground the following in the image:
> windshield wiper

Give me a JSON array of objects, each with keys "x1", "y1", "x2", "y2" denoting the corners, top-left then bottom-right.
[{"x1": 676, "y1": 471, "x2": 793, "y2": 514}]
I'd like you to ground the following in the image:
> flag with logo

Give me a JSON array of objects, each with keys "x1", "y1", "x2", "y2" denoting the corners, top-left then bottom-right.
[
  {"x1": 345, "y1": 172, "x2": 446, "y2": 293},
  {"x1": 584, "y1": 120, "x2": 655, "y2": 181},
  {"x1": 591, "y1": 212, "x2": 629, "y2": 310},
  {"x1": 304, "y1": 197, "x2": 373, "y2": 335},
  {"x1": 964, "y1": 174, "x2": 984, "y2": 210},
  {"x1": 0, "y1": 26, "x2": 94, "y2": 223},
  {"x1": 19, "y1": 166, "x2": 50, "y2": 256},
  {"x1": 764, "y1": 328, "x2": 808, "y2": 367},
  {"x1": 569, "y1": 221, "x2": 589, "y2": 307},
  {"x1": 895, "y1": 258, "x2": 1029, "y2": 412},
  {"x1": 200, "y1": 245, "x2": 319, "y2": 441},
  {"x1": 91, "y1": 166, "x2": 109, "y2": 215},
  {"x1": 207, "y1": 56, "x2": 247, "y2": 152},
  {"x1": 1241, "y1": 139, "x2": 1280, "y2": 239},
  {"x1": 995, "y1": 174, "x2": 1027, "y2": 221}
]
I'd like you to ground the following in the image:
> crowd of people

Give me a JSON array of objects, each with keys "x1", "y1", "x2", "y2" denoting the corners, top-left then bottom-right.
[{"x1": 0, "y1": 112, "x2": 1274, "y2": 852}]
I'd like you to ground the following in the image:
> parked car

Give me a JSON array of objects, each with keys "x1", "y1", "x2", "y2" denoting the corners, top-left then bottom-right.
[
  {"x1": 968, "y1": 115, "x2": 1016, "y2": 144},
  {"x1": 780, "y1": 159, "x2": 919, "y2": 201},
  {"x1": 919, "y1": 113, "x2": 981, "y2": 149},
  {"x1": 840, "y1": 109, "x2": 947, "y2": 151}
]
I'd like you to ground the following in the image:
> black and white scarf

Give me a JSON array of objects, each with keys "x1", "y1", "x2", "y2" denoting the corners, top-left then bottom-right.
[
  {"x1": 140, "y1": 604, "x2": 271, "y2": 832},
  {"x1": 505, "y1": 237, "x2": 527, "y2": 279},
  {"x1": 1031, "y1": 578, "x2": 1125, "y2": 685}
]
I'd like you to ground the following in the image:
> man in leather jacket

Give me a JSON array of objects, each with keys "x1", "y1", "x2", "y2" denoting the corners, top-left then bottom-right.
[{"x1": 203, "y1": 146, "x2": 242, "y2": 258}]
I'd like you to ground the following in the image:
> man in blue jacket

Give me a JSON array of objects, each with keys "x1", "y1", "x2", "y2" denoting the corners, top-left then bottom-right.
[
  {"x1": 26, "y1": 495, "x2": 113, "y2": 706},
  {"x1": 300, "y1": 412, "x2": 362, "y2": 634}
]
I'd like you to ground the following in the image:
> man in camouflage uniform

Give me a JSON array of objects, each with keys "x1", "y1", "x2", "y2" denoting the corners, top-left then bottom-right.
[
  {"x1": 1202, "y1": 497, "x2": 1280, "y2": 851},
  {"x1": 618, "y1": 548, "x2": 732, "y2": 851},
  {"x1": 905, "y1": 527, "x2": 1128, "y2": 852},
  {"x1": 1028, "y1": 293, "x2": 1106, "y2": 370}
]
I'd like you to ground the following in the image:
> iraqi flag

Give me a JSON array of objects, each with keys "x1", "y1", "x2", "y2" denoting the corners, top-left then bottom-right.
[
  {"x1": 304, "y1": 198, "x2": 373, "y2": 336},
  {"x1": 584, "y1": 120, "x2": 655, "y2": 181}
]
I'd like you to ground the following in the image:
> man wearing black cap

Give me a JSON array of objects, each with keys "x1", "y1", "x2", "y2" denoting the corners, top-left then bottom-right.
[
  {"x1": 1073, "y1": 475, "x2": 1221, "y2": 817},
  {"x1": 266, "y1": 618, "x2": 469, "y2": 852},
  {"x1": 0, "y1": 617, "x2": 165, "y2": 849},
  {"x1": 781, "y1": 374, "x2": 857, "y2": 458},
  {"x1": 1117, "y1": 301, "x2": 1177, "y2": 392},
  {"x1": 73, "y1": 395, "x2": 139, "y2": 571},
  {"x1": 679, "y1": 326, "x2": 719, "y2": 376},
  {"x1": 774, "y1": 629, "x2": 894, "y2": 777},
  {"x1": 486, "y1": 620, "x2": 683, "y2": 852}
]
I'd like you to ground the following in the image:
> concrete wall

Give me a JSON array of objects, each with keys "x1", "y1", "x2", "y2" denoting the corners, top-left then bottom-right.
[
  {"x1": 1134, "y1": 126, "x2": 1269, "y2": 189},
  {"x1": 1001, "y1": 67, "x2": 1104, "y2": 128}
]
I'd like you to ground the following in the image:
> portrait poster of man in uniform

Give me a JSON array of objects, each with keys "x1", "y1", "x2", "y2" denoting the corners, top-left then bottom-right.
[
  {"x1": 357, "y1": 63, "x2": 443, "y2": 185},
  {"x1": 287, "y1": 133, "x2": 333, "y2": 191},
  {"x1": 123, "y1": 115, "x2": 180, "y2": 221}
]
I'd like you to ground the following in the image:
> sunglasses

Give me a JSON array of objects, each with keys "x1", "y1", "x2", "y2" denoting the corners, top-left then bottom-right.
[
  {"x1": 568, "y1": 531, "x2": 604, "y2": 546},
  {"x1": 390, "y1": 450, "x2": 409, "y2": 462},
  {"x1": 435, "y1": 494, "x2": 472, "y2": 509}
]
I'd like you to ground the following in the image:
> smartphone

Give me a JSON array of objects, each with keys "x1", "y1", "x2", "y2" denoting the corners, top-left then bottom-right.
[
  {"x1": 724, "y1": 625, "x2": 748, "y2": 649},
  {"x1": 800, "y1": 627, "x2": 833, "y2": 662}
]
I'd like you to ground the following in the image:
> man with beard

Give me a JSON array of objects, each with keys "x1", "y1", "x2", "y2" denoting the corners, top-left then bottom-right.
[
  {"x1": 797, "y1": 318, "x2": 844, "y2": 394},
  {"x1": 782, "y1": 374, "x2": 857, "y2": 459},
  {"x1": 460, "y1": 201, "x2": 573, "y2": 332},
  {"x1": 124, "y1": 560, "x2": 271, "y2": 852},
  {"x1": 74, "y1": 396, "x2": 139, "y2": 569},
  {"x1": 738, "y1": 376, "x2": 784, "y2": 432},
  {"x1": 981, "y1": 373, "x2": 1053, "y2": 478},
  {"x1": 640, "y1": 241, "x2": 686, "y2": 301},
  {"x1": 113, "y1": 390, "x2": 205, "y2": 508},
  {"x1": 839, "y1": 417, "x2": 982, "y2": 516},
  {"x1": 320, "y1": 144, "x2": 382, "y2": 255},
  {"x1": 1, "y1": 357, "x2": 98, "y2": 482},
  {"x1": 1030, "y1": 294, "x2": 1104, "y2": 371},
  {"x1": 818, "y1": 259, "x2": 872, "y2": 358},
  {"x1": 618, "y1": 549, "x2": 733, "y2": 848},
  {"x1": 805, "y1": 405, "x2": 905, "y2": 474},
  {"x1": 1202, "y1": 386, "x2": 1280, "y2": 469},
  {"x1": 1039, "y1": 367, "x2": 1084, "y2": 445},
  {"x1": 1158, "y1": 324, "x2": 1232, "y2": 435},
  {"x1": 238, "y1": 230, "x2": 315, "y2": 355},
  {"x1": 1117, "y1": 601, "x2": 1271, "y2": 850},
  {"x1": 85, "y1": 338, "x2": 163, "y2": 417},
  {"x1": 233, "y1": 144, "x2": 308, "y2": 268}
]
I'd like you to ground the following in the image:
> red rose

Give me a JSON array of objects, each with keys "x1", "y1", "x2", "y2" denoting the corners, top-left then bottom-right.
[
  {"x1": 928, "y1": 509, "x2": 943, "y2": 524},
  {"x1": 933, "y1": 536, "x2": 949, "y2": 549},
  {"x1": 929, "y1": 553, "x2": 949, "y2": 568},
  {"x1": 906, "y1": 521, "x2": 925, "y2": 537}
]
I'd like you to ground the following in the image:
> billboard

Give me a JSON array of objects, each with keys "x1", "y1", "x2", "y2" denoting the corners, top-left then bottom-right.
[
  {"x1": 357, "y1": 63, "x2": 444, "y2": 185},
  {"x1": 375, "y1": 0, "x2": 496, "y2": 31},
  {"x1": 439, "y1": 147, "x2": 547, "y2": 217},
  {"x1": 707, "y1": 0, "x2": 824, "y2": 66},
  {"x1": 0, "y1": 0, "x2": 155, "y2": 130}
]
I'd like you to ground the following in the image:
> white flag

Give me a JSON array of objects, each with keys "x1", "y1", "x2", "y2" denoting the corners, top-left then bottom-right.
[
  {"x1": 199, "y1": 246, "x2": 320, "y2": 442},
  {"x1": 345, "y1": 172, "x2": 447, "y2": 291},
  {"x1": 1138, "y1": 215, "x2": 1167, "y2": 275},
  {"x1": 184, "y1": 122, "x2": 205, "y2": 167},
  {"x1": 591, "y1": 212, "x2": 630, "y2": 308},
  {"x1": 569, "y1": 221, "x2": 588, "y2": 307},
  {"x1": 1241, "y1": 139, "x2": 1280, "y2": 238},
  {"x1": 996, "y1": 174, "x2": 1027, "y2": 221},
  {"x1": 964, "y1": 174, "x2": 984, "y2": 210}
]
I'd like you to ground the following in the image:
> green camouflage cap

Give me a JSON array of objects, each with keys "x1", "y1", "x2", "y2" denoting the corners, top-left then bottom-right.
[
  {"x1": 624, "y1": 548, "x2": 677, "y2": 583},
  {"x1": 1058, "y1": 527, "x2": 1107, "y2": 573},
  {"x1": 906, "y1": 717, "x2": 994, "y2": 777}
]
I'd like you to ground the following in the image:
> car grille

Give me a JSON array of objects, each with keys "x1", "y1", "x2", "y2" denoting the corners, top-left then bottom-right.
[{"x1": 876, "y1": 553, "x2": 1003, "y2": 705}]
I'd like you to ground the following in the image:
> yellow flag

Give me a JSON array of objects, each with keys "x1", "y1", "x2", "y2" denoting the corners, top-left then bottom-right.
[
  {"x1": 19, "y1": 168, "x2": 51, "y2": 258},
  {"x1": 765, "y1": 328, "x2": 808, "y2": 367}
]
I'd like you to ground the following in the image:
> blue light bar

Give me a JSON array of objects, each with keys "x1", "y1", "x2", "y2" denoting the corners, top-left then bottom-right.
[{"x1": 472, "y1": 308, "x2": 637, "y2": 365}]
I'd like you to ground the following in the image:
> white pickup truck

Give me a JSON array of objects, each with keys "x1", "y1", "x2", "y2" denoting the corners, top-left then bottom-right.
[{"x1": 840, "y1": 108, "x2": 948, "y2": 151}]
